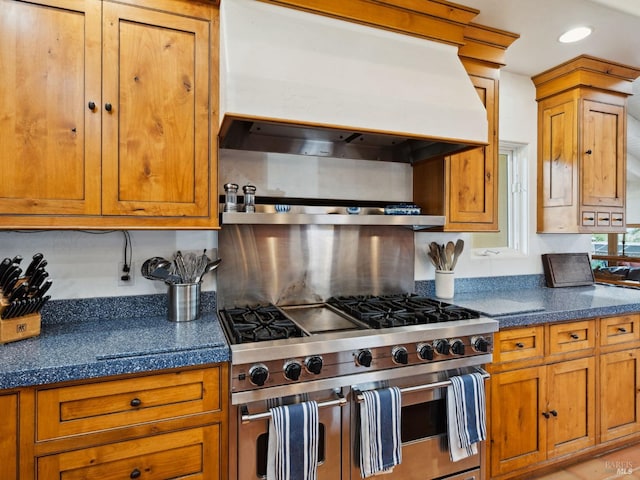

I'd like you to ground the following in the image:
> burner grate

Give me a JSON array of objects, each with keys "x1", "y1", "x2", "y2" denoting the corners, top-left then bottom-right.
[{"x1": 222, "y1": 305, "x2": 305, "y2": 344}]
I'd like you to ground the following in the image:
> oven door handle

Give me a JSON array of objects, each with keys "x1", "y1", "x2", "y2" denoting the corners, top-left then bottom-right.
[
  {"x1": 354, "y1": 366, "x2": 490, "y2": 402},
  {"x1": 240, "y1": 389, "x2": 346, "y2": 424}
]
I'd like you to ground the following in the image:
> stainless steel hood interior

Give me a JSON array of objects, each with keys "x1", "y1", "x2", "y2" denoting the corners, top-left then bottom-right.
[{"x1": 219, "y1": 0, "x2": 488, "y2": 164}]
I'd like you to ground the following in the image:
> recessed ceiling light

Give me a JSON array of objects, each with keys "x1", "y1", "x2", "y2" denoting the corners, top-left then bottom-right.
[{"x1": 558, "y1": 26, "x2": 593, "y2": 43}]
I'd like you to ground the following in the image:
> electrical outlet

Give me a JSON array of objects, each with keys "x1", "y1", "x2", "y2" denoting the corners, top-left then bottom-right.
[{"x1": 118, "y1": 262, "x2": 135, "y2": 287}]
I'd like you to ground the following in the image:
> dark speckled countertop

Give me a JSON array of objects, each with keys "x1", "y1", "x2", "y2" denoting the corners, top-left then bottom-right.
[
  {"x1": 417, "y1": 275, "x2": 640, "y2": 329},
  {"x1": 0, "y1": 292, "x2": 230, "y2": 390}
]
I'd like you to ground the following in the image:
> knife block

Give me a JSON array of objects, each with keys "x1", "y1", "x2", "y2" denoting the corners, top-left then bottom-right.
[{"x1": 0, "y1": 293, "x2": 41, "y2": 344}]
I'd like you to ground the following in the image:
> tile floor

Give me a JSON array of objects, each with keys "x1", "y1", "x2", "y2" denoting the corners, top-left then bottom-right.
[{"x1": 530, "y1": 443, "x2": 640, "y2": 479}]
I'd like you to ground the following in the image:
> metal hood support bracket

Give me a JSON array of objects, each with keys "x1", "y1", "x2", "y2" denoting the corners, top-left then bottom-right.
[{"x1": 219, "y1": 0, "x2": 488, "y2": 164}]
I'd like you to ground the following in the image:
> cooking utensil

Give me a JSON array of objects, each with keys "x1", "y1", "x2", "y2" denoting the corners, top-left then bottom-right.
[
  {"x1": 149, "y1": 266, "x2": 182, "y2": 284},
  {"x1": 451, "y1": 239, "x2": 464, "y2": 271},
  {"x1": 34, "y1": 279, "x2": 53, "y2": 298},
  {"x1": 141, "y1": 257, "x2": 171, "y2": 281},
  {"x1": 445, "y1": 242, "x2": 455, "y2": 270},
  {"x1": 196, "y1": 258, "x2": 222, "y2": 283},
  {"x1": 0, "y1": 258, "x2": 12, "y2": 278},
  {"x1": 8, "y1": 282, "x2": 28, "y2": 302}
]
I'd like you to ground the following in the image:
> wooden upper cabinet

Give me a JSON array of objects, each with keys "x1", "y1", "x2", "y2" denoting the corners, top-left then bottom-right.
[
  {"x1": 101, "y1": 2, "x2": 212, "y2": 218},
  {"x1": 0, "y1": 0, "x2": 102, "y2": 217},
  {"x1": 533, "y1": 56, "x2": 640, "y2": 233},
  {"x1": 0, "y1": 0, "x2": 218, "y2": 229}
]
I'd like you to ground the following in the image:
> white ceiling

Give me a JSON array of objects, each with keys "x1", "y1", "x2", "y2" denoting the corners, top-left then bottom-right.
[{"x1": 458, "y1": 0, "x2": 640, "y2": 77}]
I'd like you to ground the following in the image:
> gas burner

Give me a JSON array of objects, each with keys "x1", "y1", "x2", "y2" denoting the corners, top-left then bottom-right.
[
  {"x1": 327, "y1": 294, "x2": 480, "y2": 328},
  {"x1": 221, "y1": 305, "x2": 305, "y2": 344}
]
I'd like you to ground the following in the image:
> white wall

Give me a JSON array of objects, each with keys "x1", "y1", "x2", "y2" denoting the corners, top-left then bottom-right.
[{"x1": 0, "y1": 73, "x2": 594, "y2": 300}]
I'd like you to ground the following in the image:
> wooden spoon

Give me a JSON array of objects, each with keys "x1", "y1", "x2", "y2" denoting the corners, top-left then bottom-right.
[
  {"x1": 451, "y1": 239, "x2": 464, "y2": 270},
  {"x1": 445, "y1": 241, "x2": 455, "y2": 270}
]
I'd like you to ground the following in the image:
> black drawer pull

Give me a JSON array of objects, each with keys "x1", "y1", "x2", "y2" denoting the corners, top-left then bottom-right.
[
  {"x1": 88, "y1": 101, "x2": 96, "y2": 111},
  {"x1": 515, "y1": 342, "x2": 524, "y2": 348},
  {"x1": 105, "y1": 102, "x2": 113, "y2": 112},
  {"x1": 584, "y1": 216, "x2": 594, "y2": 221},
  {"x1": 570, "y1": 333, "x2": 579, "y2": 340},
  {"x1": 542, "y1": 411, "x2": 550, "y2": 419},
  {"x1": 130, "y1": 398, "x2": 142, "y2": 407},
  {"x1": 130, "y1": 469, "x2": 141, "y2": 479},
  {"x1": 585, "y1": 149, "x2": 592, "y2": 155},
  {"x1": 618, "y1": 327, "x2": 628, "y2": 333},
  {"x1": 550, "y1": 409, "x2": 558, "y2": 417}
]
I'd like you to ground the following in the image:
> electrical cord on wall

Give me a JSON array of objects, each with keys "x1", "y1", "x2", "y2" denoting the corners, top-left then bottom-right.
[{"x1": 121, "y1": 230, "x2": 132, "y2": 281}]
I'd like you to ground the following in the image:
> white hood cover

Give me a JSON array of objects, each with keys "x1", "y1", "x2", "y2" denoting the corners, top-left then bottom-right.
[{"x1": 219, "y1": 0, "x2": 488, "y2": 161}]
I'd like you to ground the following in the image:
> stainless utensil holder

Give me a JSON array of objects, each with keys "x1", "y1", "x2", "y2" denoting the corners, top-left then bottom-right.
[{"x1": 167, "y1": 282, "x2": 201, "y2": 322}]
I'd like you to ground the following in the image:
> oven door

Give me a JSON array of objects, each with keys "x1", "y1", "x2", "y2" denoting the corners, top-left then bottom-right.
[
  {"x1": 350, "y1": 368, "x2": 487, "y2": 480},
  {"x1": 232, "y1": 388, "x2": 347, "y2": 480}
]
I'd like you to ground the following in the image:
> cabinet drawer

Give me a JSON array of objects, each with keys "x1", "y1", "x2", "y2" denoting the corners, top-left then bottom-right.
[
  {"x1": 37, "y1": 424, "x2": 220, "y2": 480},
  {"x1": 548, "y1": 320, "x2": 595, "y2": 356},
  {"x1": 493, "y1": 326, "x2": 544, "y2": 364},
  {"x1": 600, "y1": 314, "x2": 640, "y2": 347},
  {"x1": 36, "y1": 367, "x2": 220, "y2": 441}
]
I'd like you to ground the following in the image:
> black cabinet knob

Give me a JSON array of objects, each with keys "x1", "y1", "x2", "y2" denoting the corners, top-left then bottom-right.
[
  {"x1": 249, "y1": 364, "x2": 269, "y2": 386},
  {"x1": 515, "y1": 342, "x2": 525, "y2": 348},
  {"x1": 542, "y1": 411, "x2": 550, "y2": 419},
  {"x1": 570, "y1": 333, "x2": 579, "y2": 340},
  {"x1": 283, "y1": 361, "x2": 302, "y2": 381},
  {"x1": 356, "y1": 349, "x2": 373, "y2": 367},
  {"x1": 88, "y1": 101, "x2": 96, "y2": 111},
  {"x1": 130, "y1": 398, "x2": 142, "y2": 407},
  {"x1": 585, "y1": 149, "x2": 592, "y2": 155},
  {"x1": 105, "y1": 103, "x2": 113, "y2": 112},
  {"x1": 305, "y1": 356, "x2": 323, "y2": 375},
  {"x1": 130, "y1": 469, "x2": 141, "y2": 479},
  {"x1": 619, "y1": 327, "x2": 628, "y2": 333},
  {"x1": 550, "y1": 410, "x2": 558, "y2": 417}
]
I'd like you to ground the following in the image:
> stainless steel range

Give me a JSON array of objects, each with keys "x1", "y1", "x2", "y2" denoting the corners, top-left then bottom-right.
[{"x1": 218, "y1": 224, "x2": 496, "y2": 480}]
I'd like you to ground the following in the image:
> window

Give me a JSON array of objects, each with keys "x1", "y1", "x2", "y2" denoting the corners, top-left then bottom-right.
[
  {"x1": 471, "y1": 142, "x2": 528, "y2": 256},
  {"x1": 592, "y1": 228, "x2": 640, "y2": 268}
]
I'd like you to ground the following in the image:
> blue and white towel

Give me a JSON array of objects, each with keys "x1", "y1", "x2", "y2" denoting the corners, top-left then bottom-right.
[
  {"x1": 267, "y1": 400, "x2": 319, "y2": 480},
  {"x1": 359, "y1": 387, "x2": 402, "y2": 478},
  {"x1": 447, "y1": 372, "x2": 487, "y2": 462}
]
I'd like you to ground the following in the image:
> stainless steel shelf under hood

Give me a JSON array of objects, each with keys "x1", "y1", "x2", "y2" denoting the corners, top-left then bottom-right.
[{"x1": 221, "y1": 206, "x2": 445, "y2": 231}]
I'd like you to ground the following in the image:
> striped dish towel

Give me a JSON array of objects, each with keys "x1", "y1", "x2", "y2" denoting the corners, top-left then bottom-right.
[
  {"x1": 447, "y1": 372, "x2": 487, "y2": 462},
  {"x1": 359, "y1": 387, "x2": 402, "y2": 478},
  {"x1": 267, "y1": 400, "x2": 319, "y2": 480}
]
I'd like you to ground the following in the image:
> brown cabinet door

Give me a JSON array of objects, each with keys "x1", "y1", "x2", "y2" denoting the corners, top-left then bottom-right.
[
  {"x1": 581, "y1": 100, "x2": 625, "y2": 208},
  {"x1": 540, "y1": 100, "x2": 577, "y2": 209},
  {"x1": 0, "y1": 0, "x2": 101, "y2": 216},
  {"x1": 490, "y1": 367, "x2": 547, "y2": 476},
  {"x1": 447, "y1": 75, "x2": 497, "y2": 230},
  {"x1": 600, "y1": 350, "x2": 640, "y2": 442},
  {"x1": 546, "y1": 357, "x2": 596, "y2": 458},
  {"x1": 101, "y1": 2, "x2": 212, "y2": 217},
  {"x1": 0, "y1": 393, "x2": 19, "y2": 479}
]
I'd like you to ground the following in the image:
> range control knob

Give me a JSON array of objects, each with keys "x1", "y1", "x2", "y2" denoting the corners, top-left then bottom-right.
[
  {"x1": 392, "y1": 346, "x2": 409, "y2": 365},
  {"x1": 283, "y1": 360, "x2": 302, "y2": 381},
  {"x1": 434, "y1": 339, "x2": 451, "y2": 355},
  {"x1": 451, "y1": 339, "x2": 466, "y2": 356},
  {"x1": 248, "y1": 364, "x2": 269, "y2": 386},
  {"x1": 305, "y1": 356, "x2": 323, "y2": 375},
  {"x1": 472, "y1": 336, "x2": 490, "y2": 353},
  {"x1": 417, "y1": 343, "x2": 434, "y2": 361},
  {"x1": 356, "y1": 349, "x2": 373, "y2": 367}
]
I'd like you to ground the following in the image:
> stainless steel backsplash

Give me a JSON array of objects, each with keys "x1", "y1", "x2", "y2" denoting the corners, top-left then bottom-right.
[{"x1": 217, "y1": 225, "x2": 414, "y2": 308}]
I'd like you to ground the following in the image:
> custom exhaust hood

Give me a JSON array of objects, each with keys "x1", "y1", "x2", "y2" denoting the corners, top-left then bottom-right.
[{"x1": 218, "y1": 0, "x2": 489, "y2": 164}]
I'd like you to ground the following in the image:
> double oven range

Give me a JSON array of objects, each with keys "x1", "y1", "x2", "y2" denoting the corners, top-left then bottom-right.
[{"x1": 218, "y1": 224, "x2": 496, "y2": 480}]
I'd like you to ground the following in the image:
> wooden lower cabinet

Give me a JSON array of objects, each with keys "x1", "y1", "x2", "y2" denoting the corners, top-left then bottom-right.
[
  {"x1": 488, "y1": 317, "x2": 639, "y2": 479},
  {"x1": 600, "y1": 350, "x2": 640, "y2": 442},
  {"x1": 37, "y1": 425, "x2": 220, "y2": 480},
  {"x1": 0, "y1": 393, "x2": 19, "y2": 479}
]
